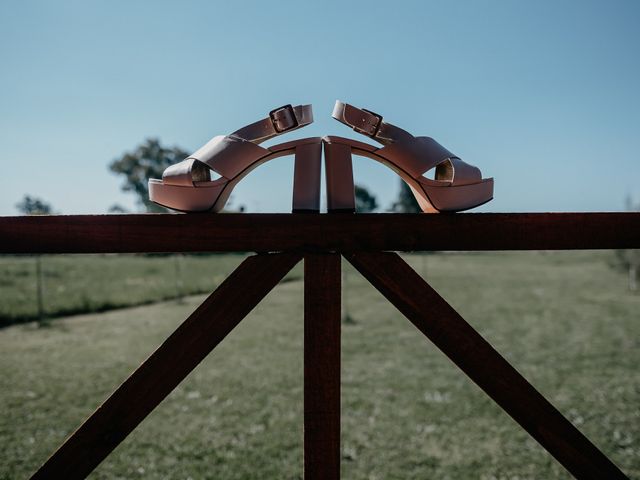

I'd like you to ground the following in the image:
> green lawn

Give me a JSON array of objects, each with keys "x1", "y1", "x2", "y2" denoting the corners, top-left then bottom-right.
[
  {"x1": 0, "y1": 254, "x2": 297, "y2": 325},
  {"x1": 0, "y1": 251, "x2": 638, "y2": 479}
]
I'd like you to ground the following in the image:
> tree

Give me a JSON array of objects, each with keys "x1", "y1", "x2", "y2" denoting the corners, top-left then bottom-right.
[
  {"x1": 390, "y1": 180, "x2": 420, "y2": 213},
  {"x1": 354, "y1": 184, "x2": 378, "y2": 213},
  {"x1": 109, "y1": 138, "x2": 189, "y2": 212},
  {"x1": 16, "y1": 195, "x2": 53, "y2": 215},
  {"x1": 108, "y1": 204, "x2": 129, "y2": 214}
]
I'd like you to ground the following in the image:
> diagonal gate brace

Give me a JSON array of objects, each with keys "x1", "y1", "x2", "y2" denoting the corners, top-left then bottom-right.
[
  {"x1": 30, "y1": 252, "x2": 302, "y2": 480},
  {"x1": 345, "y1": 251, "x2": 629, "y2": 480}
]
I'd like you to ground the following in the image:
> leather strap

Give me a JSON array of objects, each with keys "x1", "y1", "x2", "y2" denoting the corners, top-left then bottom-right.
[
  {"x1": 379, "y1": 137, "x2": 459, "y2": 179},
  {"x1": 187, "y1": 136, "x2": 268, "y2": 180},
  {"x1": 232, "y1": 104, "x2": 313, "y2": 143},
  {"x1": 331, "y1": 101, "x2": 414, "y2": 145},
  {"x1": 332, "y1": 101, "x2": 483, "y2": 187},
  {"x1": 163, "y1": 104, "x2": 313, "y2": 185}
]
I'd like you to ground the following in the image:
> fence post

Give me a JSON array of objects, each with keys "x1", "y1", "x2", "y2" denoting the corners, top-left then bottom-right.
[
  {"x1": 35, "y1": 255, "x2": 46, "y2": 324},
  {"x1": 304, "y1": 253, "x2": 341, "y2": 480}
]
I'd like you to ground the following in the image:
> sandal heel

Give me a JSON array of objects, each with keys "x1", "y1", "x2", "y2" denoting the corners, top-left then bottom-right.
[
  {"x1": 292, "y1": 142, "x2": 322, "y2": 213},
  {"x1": 324, "y1": 140, "x2": 355, "y2": 213}
]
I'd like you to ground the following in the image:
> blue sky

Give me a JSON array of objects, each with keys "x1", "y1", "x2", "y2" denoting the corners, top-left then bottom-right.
[{"x1": 1, "y1": 0, "x2": 639, "y2": 214}]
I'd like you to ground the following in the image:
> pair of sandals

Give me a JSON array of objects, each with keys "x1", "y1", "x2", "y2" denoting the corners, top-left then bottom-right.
[{"x1": 148, "y1": 101, "x2": 494, "y2": 213}]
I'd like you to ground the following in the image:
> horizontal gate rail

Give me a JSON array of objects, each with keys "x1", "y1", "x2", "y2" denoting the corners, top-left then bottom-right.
[{"x1": 1, "y1": 212, "x2": 639, "y2": 253}]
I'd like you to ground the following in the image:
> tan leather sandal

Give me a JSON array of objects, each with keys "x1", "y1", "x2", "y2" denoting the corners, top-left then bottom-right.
[
  {"x1": 324, "y1": 101, "x2": 494, "y2": 213},
  {"x1": 149, "y1": 104, "x2": 321, "y2": 213}
]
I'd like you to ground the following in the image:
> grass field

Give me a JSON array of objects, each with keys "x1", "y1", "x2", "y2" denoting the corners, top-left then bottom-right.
[
  {"x1": 0, "y1": 251, "x2": 638, "y2": 479},
  {"x1": 0, "y1": 254, "x2": 288, "y2": 325}
]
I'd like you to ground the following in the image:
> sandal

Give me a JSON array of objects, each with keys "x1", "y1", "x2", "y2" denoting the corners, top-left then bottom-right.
[
  {"x1": 323, "y1": 101, "x2": 494, "y2": 213},
  {"x1": 148, "y1": 104, "x2": 321, "y2": 213}
]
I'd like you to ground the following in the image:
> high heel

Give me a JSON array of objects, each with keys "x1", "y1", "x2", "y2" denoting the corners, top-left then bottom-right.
[
  {"x1": 148, "y1": 104, "x2": 322, "y2": 213},
  {"x1": 324, "y1": 101, "x2": 494, "y2": 213},
  {"x1": 324, "y1": 141, "x2": 356, "y2": 213},
  {"x1": 292, "y1": 140, "x2": 322, "y2": 213}
]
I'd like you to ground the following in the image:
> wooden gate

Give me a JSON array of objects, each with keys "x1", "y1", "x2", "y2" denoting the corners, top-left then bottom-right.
[{"x1": 1, "y1": 213, "x2": 637, "y2": 479}]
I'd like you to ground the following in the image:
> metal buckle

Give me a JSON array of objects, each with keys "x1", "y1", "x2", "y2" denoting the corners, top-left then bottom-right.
[
  {"x1": 353, "y1": 108, "x2": 382, "y2": 137},
  {"x1": 269, "y1": 104, "x2": 299, "y2": 133}
]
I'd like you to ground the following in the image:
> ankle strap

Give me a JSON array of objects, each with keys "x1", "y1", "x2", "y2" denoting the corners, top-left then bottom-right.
[
  {"x1": 331, "y1": 101, "x2": 413, "y2": 145},
  {"x1": 233, "y1": 104, "x2": 313, "y2": 143}
]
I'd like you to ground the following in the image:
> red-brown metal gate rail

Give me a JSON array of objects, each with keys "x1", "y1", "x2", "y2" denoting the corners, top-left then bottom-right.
[{"x1": 1, "y1": 213, "x2": 638, "y2": 480}]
